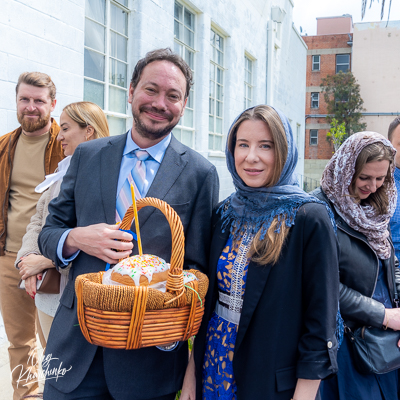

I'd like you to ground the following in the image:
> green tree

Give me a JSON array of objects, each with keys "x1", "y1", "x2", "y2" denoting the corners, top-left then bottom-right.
[
  {"x1": 320, "y1": 71, "x2": 367, "y2": 139},
  {"x1": 327, "y1": 118, "x2": 347, "y2": 153}
]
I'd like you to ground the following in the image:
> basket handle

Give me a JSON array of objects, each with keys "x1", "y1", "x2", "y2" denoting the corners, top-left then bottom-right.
[{"x1": 119, "y1": 197, "x2": 185, "y2": 304}]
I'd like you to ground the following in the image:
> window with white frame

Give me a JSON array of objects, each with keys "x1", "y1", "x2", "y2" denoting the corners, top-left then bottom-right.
[
  {"x1": 244, "y1": 55, "x2": 253, "y2": 109},
  {"x1": 173, "y1": 1, "x2": 195, "y2": 148},
  {"x1": 311, "y1": 92, "x2": 319, "y2": 109},
  {"x1": 310, "y1": 129, "x2": 318, "y2": 146},
  {"x1": 209, "y1": 29, "x2": 224, "y2": 151},
  {"x1": 336, "y1": 54, "x2": 350, "y2": 73},
  {"x1": 84, "y1": 0, "x2": 129, "y2": 136},
  {"x1": 312, "y1": 55, "x2": 320, "y2": 71}
]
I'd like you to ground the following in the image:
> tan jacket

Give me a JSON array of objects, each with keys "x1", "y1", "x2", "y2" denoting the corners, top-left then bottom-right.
[{"x1": 0, "y1": 118, "x2": 64, "y2": 256}]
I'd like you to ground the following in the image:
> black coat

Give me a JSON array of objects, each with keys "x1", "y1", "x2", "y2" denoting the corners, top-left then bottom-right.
[
  {"x1": 312, "y1": 187, "x2": 400, "y2": 330},
  {"x1": 194, "y1": 203, "x2": 340, "y2": 399}
]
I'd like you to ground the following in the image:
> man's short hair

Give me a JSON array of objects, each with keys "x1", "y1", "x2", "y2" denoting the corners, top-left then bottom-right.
[
  {"x1": 15, "y1": 72, "x2": 56, "y2": 101},
  {"x1": 388, "y1": 117, "x2": 400, "y2": 142},
  {"x1": 130, "y1": 48, "x2": 193, "y2": 99}
]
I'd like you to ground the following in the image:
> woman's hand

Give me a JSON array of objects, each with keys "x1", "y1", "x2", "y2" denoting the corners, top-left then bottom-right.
[
  {"x1": 180, "y1": 354, "x2": 196, "y2": 400},
  {"x1": 18, "y1": 254, "x2": 54, "y2": 280},
  {"x1": 24, "y1": 275, "x2": 38, "y2": 298},
  {"x1": 292, "y1": 379, "x2": 321, "y2": 400},
  {"x1": 383, "y1": 308, "x2": 400, "y2": 347}
]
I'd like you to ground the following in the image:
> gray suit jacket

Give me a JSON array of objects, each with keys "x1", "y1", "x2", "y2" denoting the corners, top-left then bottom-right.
[{"x1": 39, "y1": 133, "x2": 219, "y2": 398}]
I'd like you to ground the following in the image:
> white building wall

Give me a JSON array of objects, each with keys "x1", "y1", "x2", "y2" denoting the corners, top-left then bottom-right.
[
  {"x1": 0, "y1": 0, "x2": 85, "y2": 135},
  {"x1": 0, "y1": 0, "x2": 306, "y2": 199}
]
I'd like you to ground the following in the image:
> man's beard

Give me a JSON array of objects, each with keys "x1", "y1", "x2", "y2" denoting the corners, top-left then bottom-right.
[
  {"x1": 17, "y1": 111, "x2": 51, "y2": 133},
  {"x1": 132, "y1": 105, "x2": 178, "y2": 141}
]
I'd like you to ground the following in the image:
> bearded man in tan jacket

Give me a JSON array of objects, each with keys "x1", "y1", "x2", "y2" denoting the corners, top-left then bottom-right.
[{"x1": 0, "y1": 72, "x2": 64, "y2": 399}]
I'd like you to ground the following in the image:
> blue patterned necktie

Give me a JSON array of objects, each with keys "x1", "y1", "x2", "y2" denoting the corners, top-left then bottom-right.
[{"x1": 115, "y1": 150, "x2": 150, "y2": 223}]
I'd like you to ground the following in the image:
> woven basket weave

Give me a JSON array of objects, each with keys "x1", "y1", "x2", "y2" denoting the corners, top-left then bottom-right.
[{"x1": 75, "y1": 197, "x2": 208, "y2": 349}]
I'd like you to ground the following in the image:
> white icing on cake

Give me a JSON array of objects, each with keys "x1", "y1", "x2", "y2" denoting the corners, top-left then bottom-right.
[
  {"x1": 183, "y1": 270, "x2": 197, "y2": 284},
  {"x1": 112, "y1": 254, "x2": 170, "y2": 286}
]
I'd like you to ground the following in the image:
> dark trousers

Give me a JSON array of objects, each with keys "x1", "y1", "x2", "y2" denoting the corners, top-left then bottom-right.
[{"x1": 43, "y1": 347, "x2": 177, "y2": 400}]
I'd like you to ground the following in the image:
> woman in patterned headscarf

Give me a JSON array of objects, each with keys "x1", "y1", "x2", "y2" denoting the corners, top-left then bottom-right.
[
  {"x1": 180, "y1": 105, "x2": 340, "y2": 400},
  {"x1": 313, "y1": 131, "x2": 400, "y2": 400}
]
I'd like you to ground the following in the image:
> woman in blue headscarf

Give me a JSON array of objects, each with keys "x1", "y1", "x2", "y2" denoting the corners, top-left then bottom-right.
[{"x1": 180, "y1": 105, "x2": 340, "y2": 400}]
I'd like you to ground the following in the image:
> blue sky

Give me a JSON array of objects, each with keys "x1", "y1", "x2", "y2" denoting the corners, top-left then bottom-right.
[{"x1": 292, "y1": 0, "x2": 400, "y2": 35}]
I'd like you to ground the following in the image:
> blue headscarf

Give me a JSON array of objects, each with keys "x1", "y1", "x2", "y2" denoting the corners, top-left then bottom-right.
[{"x1": 219, "y1": 105, "x2": 335, "y2": 239}]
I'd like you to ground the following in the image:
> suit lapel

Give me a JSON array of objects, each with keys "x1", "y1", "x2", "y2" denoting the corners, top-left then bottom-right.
[
  {"x1": 235, "y1": 259, "x2": 272, "y2": 353},
  {"x1": 100, "y1": 133, "x2": 127, "y2": 224},
  {"x1": 138, "y1": 136, "x2": 187, "y2": 227}
]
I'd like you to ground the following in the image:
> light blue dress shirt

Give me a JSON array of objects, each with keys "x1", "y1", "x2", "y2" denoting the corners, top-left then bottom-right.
[{"x1": 57, "y1": 130, "x2": 172, "y2": 265}]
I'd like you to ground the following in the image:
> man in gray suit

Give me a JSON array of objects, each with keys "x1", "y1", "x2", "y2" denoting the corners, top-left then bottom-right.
[{"x1": 38, "y1": 48, "x2": 219, "y2": 400}]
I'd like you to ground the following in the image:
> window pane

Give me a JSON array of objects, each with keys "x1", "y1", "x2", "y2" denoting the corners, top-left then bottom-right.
[
  {"x1": 174, "y1": 41, "x2": 182, "y2": 56},
  {"x1": 109, "y1": 86, "x2": 127, "y2": 114},
  {"x1": 183, "y1": 109, "x2": 193, "y2": 127},
  {"x1": 216, "y1": 34, "x2": 223, "y2": 50},
  {"x1": 210, "y1": 30, "x2": 215, "y2": 43},
  {"x1": 217, "y1": 50, "x2": 223, "y2": 65},
  {"x1": 109, "y1": 59, "x2": 127, "y2": 87},
  {"x1": 216, "y1": 84, "x2": 222, "y2": 100},
  {"x1": 184, "y1": 27, "x2": 194, "y2": 48},
  {"x1": 209, "y1": 115, "x2": 214, "y2": 131},
  {"x1": 110, "y1": 32, "x2": 127, "y2": 61},
  {"x1": 174, "y1": 20, "x2": 181, "y2": 40},
  {"x1": 184, "y1": 48, "x2": 194, "y2": 69},
  {"x1": 85, "y1": 0, "x2": 105, "y2": 24},
  {"x1": 181, "y1": 129, "x2": 193, "y2": 147},
  {"x1": 209, "y1": 81, "x2": 215, "y2": 97},
  {"x1": 217, "y1": 69, "x2": 223, "y2": 84},
  {"x1": 173, "y1": 127, "x2": 182, "y2": 141},
  {"x1": 208, "y1": 134, "x2": 214, "y2": 149},
  {"x1": 107, "y1": 115, "x2": 127, "y2": 136},
  {"x1": 84, "y1": 49, "x2": 105, "y2": 81},
  {"x1": 216, "y1": 118, "x2": 222, "y2": 133},
  {"x1": 209, "y1": 98, "x2": 214, "y2": 114},
  {"x1": 184, "y1": 9, "x2": 194, "y2": 29},
  {"x1": 175, "y1": 2, "x2": 183, "y2": 21},
  {"x1": 216, "y1": 101, "x2": 222, "y2": 117},
  {"x1": 215, "y1": 134, "x2": 222, "y2": 150},
  {"x1": 84, "y1": 79, "x2": 104, "y2": 108},
  {"x1": 110, "y1": 3, "x2": 127, "y2": 35},
  {"x1": 187, "y1": 89, "x2": 194, "y2": 108},
  {"x1": 210, "y1": 65, "x2": 215, "y2": 81},
  {"x1": 337, "y1": 54, "x2": 349, "y2": 64},
  {"x1": 85, "y1": 19, "x2": 105, "y2": 52},
  {"x1": 337, "y1": 65, "x2": 349, "y2": 73}
]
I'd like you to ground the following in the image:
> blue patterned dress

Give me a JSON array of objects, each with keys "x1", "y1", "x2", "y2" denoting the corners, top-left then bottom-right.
[{"x1": 202, "y1": 233, "x2": 252, "y2": 400}]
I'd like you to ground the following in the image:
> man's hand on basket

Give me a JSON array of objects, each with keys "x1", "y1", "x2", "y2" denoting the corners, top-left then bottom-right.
[{"x1": 64, "y1": 223, "x2": 133, "y2": 264}]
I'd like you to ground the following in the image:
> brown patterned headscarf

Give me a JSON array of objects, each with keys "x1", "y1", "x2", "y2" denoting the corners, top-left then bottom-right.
[{"x1": 321, "y1": 131, "x2": 396, "y2": 259}]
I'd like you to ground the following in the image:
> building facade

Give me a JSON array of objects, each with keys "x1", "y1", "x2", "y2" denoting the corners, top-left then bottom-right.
[
  {"x1": 1, "y1": 0, "x2": 307, "y2": 198},
  {"x1": 302, "y1": 15, "x2": 353, "y2": 188},
  {"x1": 352, "y1": 20, "x2": 400, "y2": 137}
]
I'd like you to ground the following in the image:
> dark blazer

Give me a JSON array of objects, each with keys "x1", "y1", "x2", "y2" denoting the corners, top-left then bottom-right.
[
  {"x1": 38, "y1": 133, "x2": 219, "y2": 399},
  {"x1": 194, "y1": 203, "x2": 339, "y2": 399}
]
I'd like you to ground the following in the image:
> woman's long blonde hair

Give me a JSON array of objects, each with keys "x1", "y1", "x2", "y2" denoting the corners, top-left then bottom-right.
[
  {"x1": 229, "y1": 106, "x2": 290, "y2": 265},
  {"x1": 63, "y1": 101, "x2": 109, "y2": 139}
]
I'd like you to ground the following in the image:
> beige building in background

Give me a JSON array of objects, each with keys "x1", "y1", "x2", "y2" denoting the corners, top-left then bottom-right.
[{"x1": 352, "y1": 21, "x2": 400, "y2": 137}]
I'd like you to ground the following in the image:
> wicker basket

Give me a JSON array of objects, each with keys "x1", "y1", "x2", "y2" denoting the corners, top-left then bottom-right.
[{"x1": 75, "y1": 197, "x2": 208, "y2": 349}]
